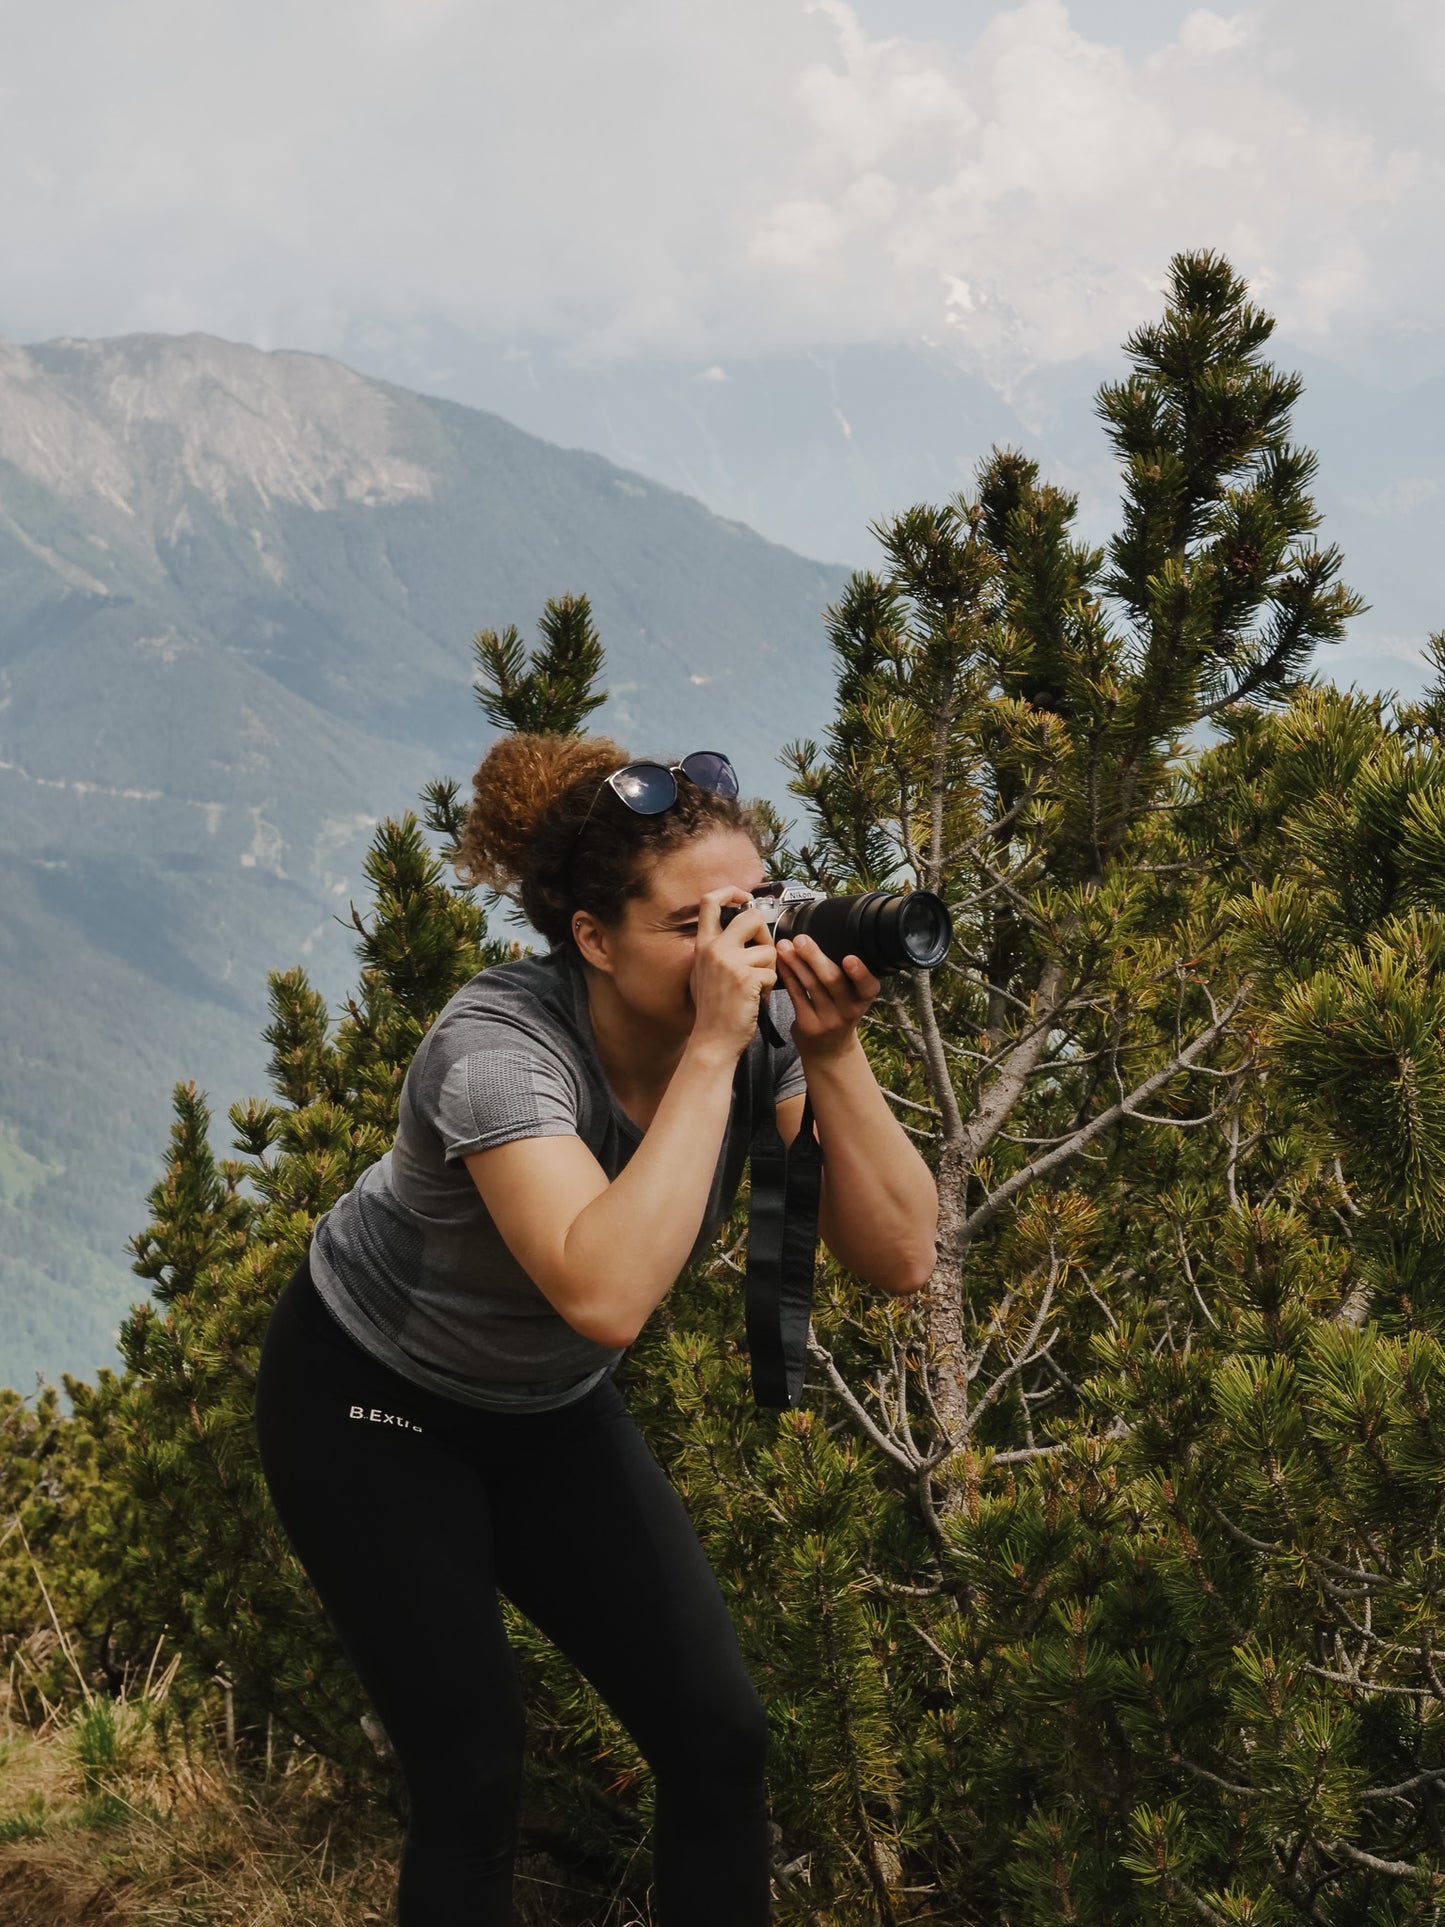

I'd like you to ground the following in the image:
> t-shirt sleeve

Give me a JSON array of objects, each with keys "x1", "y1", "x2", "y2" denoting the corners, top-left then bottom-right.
[
  {"x1": 764, "y1": 985, "x2": 808, "y2": 1108},
  {"x1": 434, "y1": 1046, "x2": 580, "y2": 1162},
  {"x1": 773, "y1": 1042, "x2": 808, "y2": 1107}
]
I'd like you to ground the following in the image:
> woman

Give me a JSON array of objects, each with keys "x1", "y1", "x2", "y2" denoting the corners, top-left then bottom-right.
[{"x1": 253, "y1": 732, "x2": 938, "y2": 1925}]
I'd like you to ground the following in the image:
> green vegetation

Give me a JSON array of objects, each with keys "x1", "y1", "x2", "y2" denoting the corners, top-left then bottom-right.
[
  {"x1": 7, "y1": 253, "x2": 1445, "y2": 1922},
  {"x1": 0, "y1": 1121, "x2": 62, "y2": 1211}
]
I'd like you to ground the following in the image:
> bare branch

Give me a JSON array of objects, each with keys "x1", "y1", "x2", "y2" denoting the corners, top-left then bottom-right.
[
  {"x1": 1317, "y1": 1836, "x2": 1442, "y2": 1882},
  {"x1": 1359, "y1": 1765, "x2": 1445, "y2": 1802},
  {"x1": 957, "y1": 958, "x2": 1070, "y2": 1166},
  {"x1": 909, "y1": 966, "x2": 965, "y2": 1141},
  {"x1": 808, "y1": 1336, "x2": 920, "y2": 1471},
  {"x1": 962, "y1": 981, "x2": 1252, "y2": 1242},
  {"x1": 880, "y1": 1088, "x2": 941, "y2": 1120}
]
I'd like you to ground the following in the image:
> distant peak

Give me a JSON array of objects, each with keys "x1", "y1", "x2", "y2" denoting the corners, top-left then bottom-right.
[{"x1": 9, "y1": 331, "x2": 437, "y2": 521}]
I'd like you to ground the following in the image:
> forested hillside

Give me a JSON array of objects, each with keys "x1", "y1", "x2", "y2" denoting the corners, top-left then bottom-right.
[{"x1": 0, "y1": 332, "x2": 847, "y2": 1388}]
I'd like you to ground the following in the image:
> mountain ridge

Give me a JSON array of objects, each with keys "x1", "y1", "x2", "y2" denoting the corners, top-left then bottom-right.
[{"x1": 0, "y1": 329, "x2": 850, "y2": 1391}]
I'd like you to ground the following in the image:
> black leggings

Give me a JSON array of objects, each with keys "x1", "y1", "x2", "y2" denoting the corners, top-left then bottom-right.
[{"x1": 252, "y1": 1251, "x2": 773, "y2": 1924}]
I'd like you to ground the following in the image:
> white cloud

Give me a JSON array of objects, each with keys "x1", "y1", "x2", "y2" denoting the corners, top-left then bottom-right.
[
  {"x1": 741, "y1": 0, "x2": 1426, "y2": 380},
  {"x1": 1346, "y1": 477, "x2": 1442, "y2": 518},
  {"x1": 1177, "y1": 10, "x2": 1253, "y2": 56},
  {"x1": 0, "y1": 0, "x2": 1436, "y2": 384}
]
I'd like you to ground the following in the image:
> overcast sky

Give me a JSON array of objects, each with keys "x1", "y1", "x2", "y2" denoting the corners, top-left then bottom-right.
[{"x1": 2, "y1": 0, "x2": 1439, "y2": 388}]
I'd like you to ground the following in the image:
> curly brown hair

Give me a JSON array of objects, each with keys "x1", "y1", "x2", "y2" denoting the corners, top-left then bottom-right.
[{"x1": 452, "y1": 733, "x2": 762, "y2": 953}]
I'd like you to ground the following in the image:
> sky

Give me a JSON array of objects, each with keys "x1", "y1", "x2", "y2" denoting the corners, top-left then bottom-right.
[
  {"x1": 1, "y1": 0, "x2": 1441, "y2": 692},
  {"x1": 2, "y1": 0, "x2": 1438, "y2": 386}
]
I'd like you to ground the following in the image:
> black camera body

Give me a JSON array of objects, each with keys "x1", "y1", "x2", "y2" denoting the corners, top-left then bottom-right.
[{"x1": 720, "y1": 881, "x2": 952, "y2": 978}]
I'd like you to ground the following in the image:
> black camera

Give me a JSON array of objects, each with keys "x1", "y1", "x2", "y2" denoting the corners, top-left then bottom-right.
[{"x1": 720, "y1": 882, "x2": 953, "y2": 978}]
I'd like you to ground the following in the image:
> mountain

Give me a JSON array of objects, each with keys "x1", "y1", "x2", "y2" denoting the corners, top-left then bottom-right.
[
  {"x1": 333, "y1": 329, "x2": 1034, "y2": 570},
  {"x1": 334, "y1": 328, "x2": 1445, "y2": 698},
  {"x1": 0, "y1": 332, "x2": 851, "y2": 1393}
]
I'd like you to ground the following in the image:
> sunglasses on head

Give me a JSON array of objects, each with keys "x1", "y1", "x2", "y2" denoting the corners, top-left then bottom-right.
[
  {"x1": 605, "y1": 751, "x2": 739, "y2": 813},
  {"x1": 573, "y1": 750, "x2": 739, "y2": 847}
]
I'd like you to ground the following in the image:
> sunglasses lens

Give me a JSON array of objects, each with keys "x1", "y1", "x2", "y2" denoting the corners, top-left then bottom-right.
[
  {"x1": 680, "y1": 751, "x2": 738, "y2": 798},
  {"x1": 612, "y1": 764, "x2": 677, "y2": 813}
]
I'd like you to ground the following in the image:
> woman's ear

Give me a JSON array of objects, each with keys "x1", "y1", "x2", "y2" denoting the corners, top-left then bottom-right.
[{"x1": 571, "y1": 910, "x2": 614, "y2": 974}]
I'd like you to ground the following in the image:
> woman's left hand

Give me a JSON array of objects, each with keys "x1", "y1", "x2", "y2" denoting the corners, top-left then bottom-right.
[{"x1": 775, "y1": 935, "x2": 881, "y2": 1059}]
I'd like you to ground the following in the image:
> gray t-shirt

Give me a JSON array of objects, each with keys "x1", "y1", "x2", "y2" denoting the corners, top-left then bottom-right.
[{"x1": 309, "y1": 946, "x2": 807, "y2": 1412}]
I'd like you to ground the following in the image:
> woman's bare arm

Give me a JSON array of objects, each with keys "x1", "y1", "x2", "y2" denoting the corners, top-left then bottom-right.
[
  {"x1": 464, "y1": 1037, "x2": 740, "y2": 1349},
  {"x1": 772, "y1": 928, "x2": 937, "y2": 1295},
  {"x1": 463, "y1": 884, "x2": 777, "y2": 1350},
  {"x1": 775, "y1": 1061, "x2": 937, "y2": 1295}
]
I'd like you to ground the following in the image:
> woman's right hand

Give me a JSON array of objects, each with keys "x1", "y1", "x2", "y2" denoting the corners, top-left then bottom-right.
[{"x1": 688, "y1": 886, "x2": 777, "y2": 1062}]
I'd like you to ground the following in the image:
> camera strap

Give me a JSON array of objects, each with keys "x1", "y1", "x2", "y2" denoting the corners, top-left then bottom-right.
[{"x1": 745, "y1": 1091, "x2": 823, "y2": 1410}]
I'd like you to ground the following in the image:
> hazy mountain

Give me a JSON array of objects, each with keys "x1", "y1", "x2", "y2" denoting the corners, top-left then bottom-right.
[
  {"x1": 0, "y1": 332, "x2": 850, "y2": 1392},
  {"x1": 336, "y1": 328, "x2": 1445, "y2": 698},
  {"x1": 334, "y1": 329, "x2": 1032, "y2": 570}
]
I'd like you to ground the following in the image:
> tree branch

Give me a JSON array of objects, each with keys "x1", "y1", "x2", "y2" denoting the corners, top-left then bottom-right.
[{"x1": 962, "y1": 980, "x2": 1251, "y2": 1241}]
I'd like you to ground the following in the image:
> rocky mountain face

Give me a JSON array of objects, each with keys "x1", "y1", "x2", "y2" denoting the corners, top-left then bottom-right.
[{"x1": 0, "y1": 332, "x2": 849, "y2": 1392}]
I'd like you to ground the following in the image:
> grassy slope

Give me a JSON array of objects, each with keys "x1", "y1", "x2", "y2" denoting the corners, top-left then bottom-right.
[{"x1": 0, "y1": 1688, "x2": 640, "y2": 1926}]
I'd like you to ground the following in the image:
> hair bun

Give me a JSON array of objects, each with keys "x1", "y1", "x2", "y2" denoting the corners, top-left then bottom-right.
[{"x1": 454, "y1": 732, "x2": 628, "y2": 893}]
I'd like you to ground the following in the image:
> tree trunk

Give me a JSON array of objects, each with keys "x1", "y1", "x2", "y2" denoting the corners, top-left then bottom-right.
[{"x1": 923, "y1": 1144, "x2": 970, "y2": 1459}]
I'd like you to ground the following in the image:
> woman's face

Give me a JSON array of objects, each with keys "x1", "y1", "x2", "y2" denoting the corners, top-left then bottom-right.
[{"x1": 588, "y1": 827, "x2": 765, "y2": 1037}]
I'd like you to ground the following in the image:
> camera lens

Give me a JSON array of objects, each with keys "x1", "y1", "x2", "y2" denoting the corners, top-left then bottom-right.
[
  {"x1": 852, "y1": 891, "x2": 952, "y2": 972},
  {"x1": 895, "y1": 892, "x2": 952, "y2": 968},
  {"x1": 782, "y1": 890, "x2": 953, "y2": 975}
]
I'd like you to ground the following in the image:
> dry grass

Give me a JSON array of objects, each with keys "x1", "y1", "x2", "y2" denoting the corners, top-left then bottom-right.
[
  {"x1": 0, "y1": 1667, "x2": 633, "y2": 1926},
  {"x1": 3, "y1": 1525, "x2": 642, "y2": 1923}
]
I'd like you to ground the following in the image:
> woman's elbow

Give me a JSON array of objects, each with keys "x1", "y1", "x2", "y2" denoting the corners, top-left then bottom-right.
[
  {"x1": 566, "y1": 1302, "x2": 639, "y2": 1351},
  {"x1": 548, "y1": 1274, "x2": 640, "y2": 1351},
  {"x1": 590, "y1": 1325, "x2": 639, "y2": 1352},
  {"x1": 882, "y1": 1261, "x2": 933, "y2": 1298},
  {"x1": 829, "y1": 1216, "x2": 937, "y2": 1297},
  {"x1": 865, "y1": 1238, "x2": 936, "y2": 1297},
  {"x1": 886, "y1": 1206, "x2": 939, "y2": 1296},
  {"x1": 898, "y1": 1218, "x2": 939, "y2": 1293}
]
